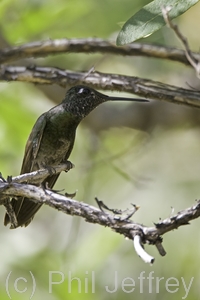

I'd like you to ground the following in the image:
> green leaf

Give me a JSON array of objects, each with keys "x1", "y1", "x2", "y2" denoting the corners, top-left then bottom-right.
[{"x1": 116, "y1": 0, "x2": 199, "y2": 45}]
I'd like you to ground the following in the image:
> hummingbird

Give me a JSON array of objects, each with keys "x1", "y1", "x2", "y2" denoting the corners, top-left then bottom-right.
[{"x1": 4, "y1": 85, "x2": 148, "y2": 228}]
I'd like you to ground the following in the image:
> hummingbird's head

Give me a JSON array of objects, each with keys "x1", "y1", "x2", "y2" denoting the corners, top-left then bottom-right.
[
  {"x1": 63, "y1": 85, "x2": 108, "y2": 119},
  {"x1": 63, "y1": 85, "x2": 148, "y2": 119}
]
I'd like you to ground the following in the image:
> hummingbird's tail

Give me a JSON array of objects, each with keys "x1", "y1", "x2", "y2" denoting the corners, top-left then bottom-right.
[{"x1": 4, "y1": 173, "x2": 60, "y2": 228}]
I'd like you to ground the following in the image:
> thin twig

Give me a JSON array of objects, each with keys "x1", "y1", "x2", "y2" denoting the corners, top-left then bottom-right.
[{"x1": 162, "y1": 6, "x2": 200, "y2": 78}]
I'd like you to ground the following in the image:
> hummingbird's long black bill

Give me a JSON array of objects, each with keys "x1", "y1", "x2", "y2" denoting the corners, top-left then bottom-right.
[{"x1": 107, "y1": 96, "x2": 149, "y2": 102}]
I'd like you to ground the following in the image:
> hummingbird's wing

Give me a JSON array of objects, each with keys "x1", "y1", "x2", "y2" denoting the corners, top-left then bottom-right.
[
  {"x1": 16, "y1": 135, "x2": 77, "y2": 226},
  {"x1": 21, "y1": 113, "x2": 48, "y2": 174},
  {"x1": 4, "y1": 113, "x2": 53, "y2": 228}
]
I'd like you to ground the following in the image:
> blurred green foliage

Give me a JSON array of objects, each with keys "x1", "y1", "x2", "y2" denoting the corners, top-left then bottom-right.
[
  {"x1": 0, "y1": 0, "x2": 200, "y2": 300},
  {"x1": 1, "y1": 0, "x2": 149, "y2": 43}
]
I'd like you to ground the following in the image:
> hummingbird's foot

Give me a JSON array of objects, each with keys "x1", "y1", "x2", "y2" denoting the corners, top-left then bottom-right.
[
  {"x1": 40, "y1": 161, "x2": 74, "y2": 175},
  {"x1": 95, "y1": 197, "x2": 139, "y2": 221},
  {"x1": 46, "y1": 165, "x2": 57, "y2": 176},
  {"x1": 62, "y1": 160, "x2": 75, "y2": 172}
]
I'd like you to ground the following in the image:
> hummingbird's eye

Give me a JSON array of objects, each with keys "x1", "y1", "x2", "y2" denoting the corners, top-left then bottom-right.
[{"x1": 77, "y1": 87, "x2": 91, "y2": 97}]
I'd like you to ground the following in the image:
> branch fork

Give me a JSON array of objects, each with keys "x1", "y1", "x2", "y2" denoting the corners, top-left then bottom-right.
[{"x1": 1, "y1": 165, "x2": 200, "y2": 264}]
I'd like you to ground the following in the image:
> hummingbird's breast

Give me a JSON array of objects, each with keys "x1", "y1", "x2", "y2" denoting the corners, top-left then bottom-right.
[{"x1": 34, "y1": 112, "x2": 78, "y2": 169}]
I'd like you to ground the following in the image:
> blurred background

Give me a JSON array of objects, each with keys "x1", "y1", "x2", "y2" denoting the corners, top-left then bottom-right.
[{"x1": 0, "y1": 0, "x2": 200, "y2": 299}]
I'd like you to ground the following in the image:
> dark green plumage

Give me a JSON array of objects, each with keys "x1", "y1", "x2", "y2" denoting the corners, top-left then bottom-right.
[{"x1": 4, "y1": 85, "x2": 148, "y2": 228}]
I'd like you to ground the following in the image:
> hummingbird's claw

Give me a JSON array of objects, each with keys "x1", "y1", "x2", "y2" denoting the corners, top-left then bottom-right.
[{"x1": 64, "y1": 160, "x2": 75, "y2": 172}]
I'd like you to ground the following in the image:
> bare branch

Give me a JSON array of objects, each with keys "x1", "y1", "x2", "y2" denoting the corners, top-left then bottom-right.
[
  {"x1": 0, "y1": 180, "x2": 150, "y2": 241},
  {"x1": 0, "y1": 65, "x2": 200, "y2": 108},
  {"x1": 0, "y1": 38, "x2": 199, "y2": 66},
  {"x1": 1, "y1": 162, "x2": 74, "y2": 227},
  {"x1": 11, "y1": 161, "x2": 74, "y2": 184},
  {"x1": 162, "y1": 6, "x2": 200, "y2": 77},
  {"x1": 1, "y1": 23, "x2": 199, "y2": 264},
  {"x1": 0, "y1": 176, "x2": 200, "y2": 263}
]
